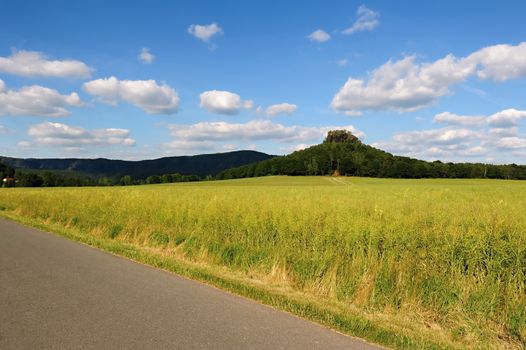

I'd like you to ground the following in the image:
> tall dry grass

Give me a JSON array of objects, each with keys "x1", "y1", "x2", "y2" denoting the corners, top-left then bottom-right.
[{"x1": 1, "y1": 176, "x2": 525, "y2": 348}]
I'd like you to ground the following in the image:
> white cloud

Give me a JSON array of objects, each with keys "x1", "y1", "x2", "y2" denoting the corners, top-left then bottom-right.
[
  {"x1": 390, "y1": 127, "x2": 479, "y2": 146},
  {"x1": 343, "y1": 5, "x2": 380, "y2": 35},
  {"x1": 160, "y1": 140, "x2": 217, "y2": 154},
  {"x1": 433, "y1": 112, "x2": 486, "y2": 126},
  {"x1": 0, "y1": 125, "x2": 7, "y2": 134},
  {"x1": 0, "y1": 49, "x2": 92, "y2": 78},
  {"x1": 462, "y1": 146, "x2": 487, "y2": 156},
  {"x1": 373, "y1": 128, "x2": 481, "y2": 161},
  {"x1": 188, "y1": 23, "x2": 223, "y2": 42},
  {"x1": 261, "y1": 103, "x2": 297, "y2": 117},
  {"x1": 293, "y1": 143, "x2": 311, "y2": 152},
  {"x1": 83, "y1": 76, "x2": 179, "y2": 114},
  {"x1": 344, "y1": 111, "x2": 363, "y2": 117},
  {"x1": 222, "y1": 144, "x2": 237, "y2": 151},
  {"x1": 27, "y1": 122, "x2": 135, "y2": 147},
  {"x1": 374, "y1": 108, "x2": 526, "y2": 163},
  {"x1": 332, "y1": 42, "x2": 526, "y2": 115},
  {"x1": 199, "y1": 90, "x2": 253, "y2": 115},
  {"x1": 168, "y1": 120, "x2": 363, "y2": 144},
  {"x1": 165, "y1": 120, "x2": 363, "y2": 155},
  {"x1": 308, "y1": 30, "x2": 331, "y2": 42},
  {"x1": 496, "y1": 137, "x2": 526, "y2": 150},
  {"x1": 138, "y1": 48, "x2": 155, "y2": 64},
  {"x1": 468, "y1": 42, "x2": 526, "y2": 81},
  {"x1": 487, "y1": 109, "x2": 526, "y2": 127},
  {"x1": 279, "y1": 143, "x2": 314, "y2": 154},
  {"x1": 332, "y1": 55, "x2": 475, "y2": 114},
  {"x1": 489, "y1": 127, "x2": 518, "y2": 137},
  {"x1": 0, "y1": 79, "x2": 83, "y2": 117}
]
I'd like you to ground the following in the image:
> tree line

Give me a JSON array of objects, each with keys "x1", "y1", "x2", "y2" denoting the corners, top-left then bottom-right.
[
  {"x1": 4, "y1": 130, "x2": 526, "y2": 187},
  {"x1": 1, "y1": 164, "x2": 205, "y2": 188},
  {"x1": 217, "y1": 130, "x2": 526, "y2": 180}
]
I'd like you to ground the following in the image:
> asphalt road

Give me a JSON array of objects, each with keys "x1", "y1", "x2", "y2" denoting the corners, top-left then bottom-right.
[{"x1": 0, "y1": 218, "x2": 383, "y2": 350}]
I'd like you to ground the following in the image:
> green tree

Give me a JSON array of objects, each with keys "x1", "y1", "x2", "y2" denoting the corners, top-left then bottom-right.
[
  {"x1": 98, "y1": 177, "x2": 113, "y2": 186},
  {"x1": 16, "y1": 173, "x2": 44, "y2": 187},
  {"x1": 0, "y1": 162, "x2": 15, "y2": 177},
  {"x1": 41, "y1": 171, "x2": 57, "y2": 187},
  {"x1": 146, "y1": 175, "x2": 161, "y2": 184},
  {"x1": 120, "y1": 175, "x2": 133, "y2": 186}
]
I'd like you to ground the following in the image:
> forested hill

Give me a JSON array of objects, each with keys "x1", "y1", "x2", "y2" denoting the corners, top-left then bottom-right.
[
  {"x1": 217, "y1": 130, "x2": 526, "y2": 180},
  {"x1": 0, "y1": 150, "x2": 274, "y2": 180}
]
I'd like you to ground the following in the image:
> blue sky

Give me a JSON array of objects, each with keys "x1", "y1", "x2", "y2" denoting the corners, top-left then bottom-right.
[{"x1": 1, "y1": 0, "x2": 526, "y2": 163}]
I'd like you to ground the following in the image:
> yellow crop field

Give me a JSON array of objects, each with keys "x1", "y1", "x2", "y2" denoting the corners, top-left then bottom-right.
[{"x1": 1, "y1": 176, "x2": 525, "y2": 349}]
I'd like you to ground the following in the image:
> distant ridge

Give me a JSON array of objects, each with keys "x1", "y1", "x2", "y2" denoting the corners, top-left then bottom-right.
[
  {"x1": 0, "y1": 151, "x2": 274, "y2": 179},
  {"x1": 217, "y1": 130, "x2": 526, "y2": 180}
]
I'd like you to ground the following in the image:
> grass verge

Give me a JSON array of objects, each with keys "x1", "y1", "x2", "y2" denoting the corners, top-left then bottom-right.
[{"x1": 1, "y1": 210, "x2": 457, "y2": 350}]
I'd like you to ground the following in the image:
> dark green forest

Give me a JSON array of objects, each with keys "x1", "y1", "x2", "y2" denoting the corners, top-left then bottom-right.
[
  {"x1": 0, "y1": 162, "x2": 14, "y2": 177},
  {"x1": 3, "y1": 130, "x2": 526, "y2": 187},
  {"x1": 3, "y1": 169, "x2": 203, "y2": 188},
  {"x1": 1, "y1": 161, "x2": 203, "y2": 187},
  {"x1": 217, "y1": 130, "x2": 526, "y2": 180}
]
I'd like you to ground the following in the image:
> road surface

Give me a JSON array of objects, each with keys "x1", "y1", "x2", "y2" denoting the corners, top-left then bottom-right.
[{"x1": 0, "y1": 218, "x2": 382, "y2": 349}]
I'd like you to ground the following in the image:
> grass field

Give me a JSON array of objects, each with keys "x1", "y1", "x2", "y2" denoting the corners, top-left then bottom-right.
[{"x1": 1, "y1": 176, "x2": 525, "y2": 349}]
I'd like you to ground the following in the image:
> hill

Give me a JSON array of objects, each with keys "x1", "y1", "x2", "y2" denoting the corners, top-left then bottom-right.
[
  {"x1": 0, "y1": 150, "x2": 274, "y2": 180},
  {"x1": 217, "y1": 130, "x2": 526, "y2": 180}
]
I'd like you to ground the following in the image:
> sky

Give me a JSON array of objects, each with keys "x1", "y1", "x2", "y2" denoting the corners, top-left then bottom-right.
[{"x1": 1, "y1": 0, "x2": 526, "y2": 164}]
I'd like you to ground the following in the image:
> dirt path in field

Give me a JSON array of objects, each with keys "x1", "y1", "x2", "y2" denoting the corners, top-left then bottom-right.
[{"x1": 327, "y1": 177, "x2": 351, "y2": 186}]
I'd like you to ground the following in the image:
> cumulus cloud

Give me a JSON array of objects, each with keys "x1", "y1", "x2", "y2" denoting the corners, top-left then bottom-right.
[
  {"x1": 0, "y1": 49, "x2": 92, "y2": 78},
  {"x1": 165, "y1": 119, "x2": 364, "y2": 155},
  {"x1": 83, "y1": 76, "x2": 179, "y2": 114},
  {"x1": 487, "y1": 109, "x2": 526, "y2": 127},
  {"x1": 468, "y1": 42, "x2": 526, "y2": 81},
  {"x1": 260, "y1": 103, "x2": 297, "y2": 117},
  {"x1": 343, "y1": 5, "x2": 380, "y2": 35},
  {"x1": 0, "y1": 79, "x2": 83, "y2": 117},
  {"x1": 188, "y1": 23, "x2": 223, "y2": 42},
  {"x1": 433, "y1": 112, "x2": 486, "y2": 126},
  {"x1": 138, "y1": 48, "x2": 155, "y2": 64},
  {"x1": 332, "y1": 55, "x2": 475, "y2": 114},
  {"x1": 308, "y1": 30, "x2": 331, "y2": 42},
  {"x1": 332, "y1": 42, "x2": 526, "y2": 115},
  {"x1": 374, "y1": 108, "x2": 526, "y2": 163},
  {"x1": 27, "y1": 122, "x2": 135, "y2": 147},
  {"x1": 199, "y1": 90, "x2": 253, "y2": 115}
]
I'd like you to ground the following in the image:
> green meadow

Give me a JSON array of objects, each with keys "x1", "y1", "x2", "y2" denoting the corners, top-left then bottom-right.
[{"x1": 1, "y1": 176, "x2": 525, "y2": 349}]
